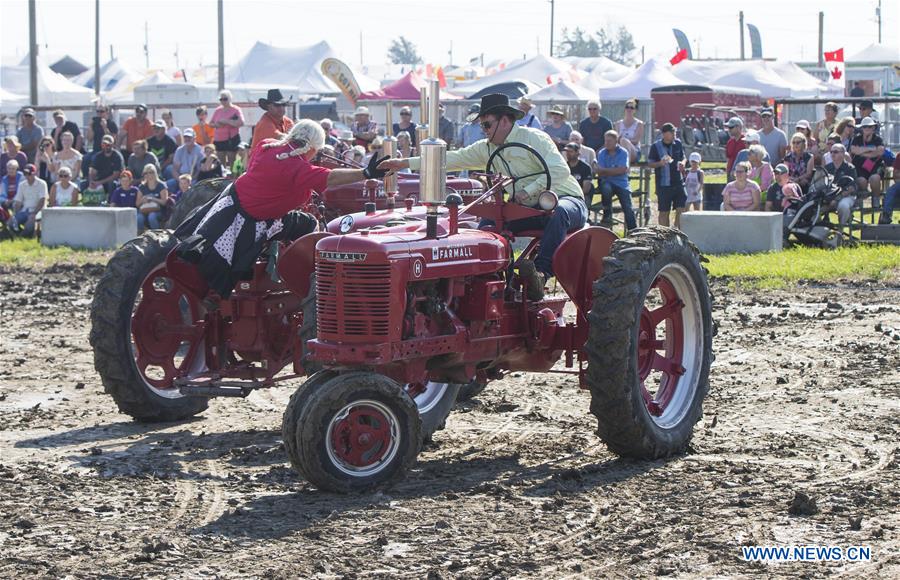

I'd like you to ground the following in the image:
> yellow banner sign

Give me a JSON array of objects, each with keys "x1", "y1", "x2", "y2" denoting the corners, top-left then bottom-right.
[{"x1": 321, "y1": 58, "x2": 363, "y2": 106}]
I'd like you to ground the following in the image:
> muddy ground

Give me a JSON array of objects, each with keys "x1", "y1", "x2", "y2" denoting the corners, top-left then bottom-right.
[{"x1": 0, "y1": 262, "x2": 898, "y2": 579}]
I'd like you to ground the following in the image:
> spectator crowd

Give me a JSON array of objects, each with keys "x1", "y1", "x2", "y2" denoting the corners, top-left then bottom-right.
[{"x1": 1, "y1": 91, "x2": 897, "y2": 239}]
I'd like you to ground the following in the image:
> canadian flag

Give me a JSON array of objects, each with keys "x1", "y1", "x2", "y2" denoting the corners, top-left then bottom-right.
[
  {"x1": 824, "y1": 48, "x2": 844, "y2": 87},
  {"x1": 670, "y1": 48, "x2": 688, "y2": 66}
]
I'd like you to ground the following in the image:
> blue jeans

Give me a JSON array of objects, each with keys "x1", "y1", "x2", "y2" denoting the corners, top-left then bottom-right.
[
  {"x1": 598, "y1": 180, "x2": 637, "y2": 230},
  {"x1": 479, "y1": 196, "x2": 588, "y2": 277},
  {"x1": 137, "y1": 210, "x2": 162, "y2": 231},
  {"x1": 883, "y1": 182, "x2": 899, "y2": 220},
  {"x1": 12, "y1": 209, "x2": 37, "y2": 235}
]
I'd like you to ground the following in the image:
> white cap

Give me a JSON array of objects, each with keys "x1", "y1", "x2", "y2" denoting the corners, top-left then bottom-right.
[
  {"x1": 743, "y1": 130, "x2": 760, "y2": 143},
  {"x1": 859, "y1": 116, "x2": 877, "y2": 128},
  {"x1": 689, "y1": 152, "x2": 702, "y2": 163},
  {"x1": 794, "y1": 119, "x2": 811, "y2": 130}
]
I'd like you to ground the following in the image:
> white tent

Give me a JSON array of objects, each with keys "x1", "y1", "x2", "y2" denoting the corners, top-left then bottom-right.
[
  {"x1": 0, "y1": 87, "x2": 27, "y2": 113},
  {"x1": 452, "y1": 54, "x2": 582, "y2": 96},
  {"x1": 580, "y1": 68, "x2": 616, "y2": 93},
  {"x1": 0, "y1": 56, "x2": 95, "y2": 107},
  {"x1": 600, "y1": 58, "x2": 686, "y2": 100},
  {"x1": 225, "y1": 40, "x2": 377, "y2": 95},
  {"x1": 527, "y1": 80, "x2": 597, "y2": 103},
  {"x1": 676, "y1": 60, "x2": 838, "y2": 98},
  {"x1": 72, "y1": 58, "x2": 143, "y2": 93},
  {"x1": 847, "y1": 43, "x2": 900, "y2": 64},
  {"x1": 561, "y1": 56, "x2": 631, "y2": 81}
]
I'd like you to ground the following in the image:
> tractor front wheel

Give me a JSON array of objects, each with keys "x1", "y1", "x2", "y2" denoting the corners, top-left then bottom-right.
[
  {"x1": 282, "y1": 372, "x2": 422, "y2": 493},
  {"x1": 586, "y1": 227, "x2": 713, "y2": 458}
]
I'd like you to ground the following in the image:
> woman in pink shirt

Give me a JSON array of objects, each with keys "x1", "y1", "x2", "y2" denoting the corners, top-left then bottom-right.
[
  {"x1": 747, "y1": 144, "x2": 774, "y2": 192},
  {"x1": 210, "y1": 89, "x2": 244, "y2": 169},
  {"x1": 723, "y1": 161, "x2": 761, "y2": 211}
]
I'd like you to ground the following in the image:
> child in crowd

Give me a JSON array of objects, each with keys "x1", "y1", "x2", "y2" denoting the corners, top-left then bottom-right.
[
  {"x1": 173, "y1": 174, "x2": 192, "y2": 204},
  {"x1": 231, "y1": 142, "x2": 249, "y2": 179},
  {"x1": 108, "y1": 170, "x2": 139, "y2": 208},
  {"x1": 683, "y1": 151, "x2": 704, "y2": 211}
]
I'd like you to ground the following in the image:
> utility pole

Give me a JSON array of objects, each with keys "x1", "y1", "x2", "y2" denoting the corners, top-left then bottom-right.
[
  {"x1": 549, "y1": 0, "x2": 555, "y2": 57},
  {"x1": 28, "y1": 0, "x2": 37, "y2": 105},
  {"x1": 359, "y1": 31, "x2": 363, "y2": 67},
  {"x1": 876, "y1": 0, "x2": 882, "y2": 43},
  {"x1": 143, "y1": 21, "x2": 149, "y2": 69},
  {"x1": 817, "y1": 12, "x2": 824, "y2": 67},
  {"x1": 739, "y1": 11, "x2": 745, "y2": 60},
  {"x1": 94, "y1": 0, "x2": 100, "y2": 97},
  {"x1": 217, "y1": 0, "x2": 225, "y2": 91}
]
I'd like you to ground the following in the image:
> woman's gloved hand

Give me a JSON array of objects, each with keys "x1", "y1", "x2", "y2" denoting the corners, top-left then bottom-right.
[{"x1": 363, "y1": 155, "x2": 391, "y2": 179}]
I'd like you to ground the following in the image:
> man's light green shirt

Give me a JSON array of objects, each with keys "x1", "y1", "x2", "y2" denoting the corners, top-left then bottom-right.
[{"x1": 407, "y1": 124, "x2": 584, "y2": 207}]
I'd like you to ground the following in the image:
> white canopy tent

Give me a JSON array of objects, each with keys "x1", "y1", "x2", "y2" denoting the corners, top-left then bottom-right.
[
  {"x1": 675, "y1": 60, "x2": 839, "y2": 98},
  {"x1": 600, "y1": 58, "x2": 686, "y2": 100},
  {"x1": 452, "y1": 54, "x2": 582, "y2": 97},
  {"x1": 847, "y1": 43, "x2": 900, "y2": 64},
  {"x1": 527, "y1": 80, "x2": 597, "y2": 103},
  {"x1": 225, "y1": 40, "x2": 378, "y2": 95},
  {"x1": 561, "y1": 56, "x2": 631, "y2": 81},
  {"x1": 0, "y1": 56, "x2": 95, "y2": 107},
  {"x1": 72, "y1": 58, "x2": 143, "y2": 93}
]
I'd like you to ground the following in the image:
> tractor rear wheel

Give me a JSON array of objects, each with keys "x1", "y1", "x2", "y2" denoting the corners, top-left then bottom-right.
[
  {"x1": 165, "y1": 178, "x2": 230, "y2": 229},
  {"x1": 586, "y1": 227, "x2": 713, "y2": 458},
  {"x1": 282, "y1": 372, "x2": 421, "y2": 492},
  {"x1": 90, "y1": 230, "x2": 209, "y2": 422}
]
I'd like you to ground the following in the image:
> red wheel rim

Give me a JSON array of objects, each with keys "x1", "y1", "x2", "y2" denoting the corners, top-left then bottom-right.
[
  {"x1": 327, "y1": 400, "x2": 400, "y2": 476},
  {"x1": 638, "y1": 275, "x2": 686, "y2": 418},
  {"x1": 130, "y1": 265, "x2": 205, "y2": 395}
]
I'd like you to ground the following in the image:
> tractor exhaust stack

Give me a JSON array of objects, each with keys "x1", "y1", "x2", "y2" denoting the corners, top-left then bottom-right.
[
  {"x1": 382, "y1": 102, "x2": 398, "y2": 200},
  {"x1": 418, "y1": 79, "x2": 447, "y2": 238}
]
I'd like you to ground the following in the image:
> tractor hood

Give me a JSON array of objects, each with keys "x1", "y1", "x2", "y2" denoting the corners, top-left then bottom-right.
[{"x1": 315, "y1": 226, "x2": 509, "y2": 280}]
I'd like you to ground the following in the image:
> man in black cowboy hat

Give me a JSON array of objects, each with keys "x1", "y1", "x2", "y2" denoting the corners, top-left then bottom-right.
[
  {"x1": 379, "y1": 93, "x2": 587, "y2": 300},
  {"x1": 251, "y1": 89, "x2": 294, "y2": 151}
]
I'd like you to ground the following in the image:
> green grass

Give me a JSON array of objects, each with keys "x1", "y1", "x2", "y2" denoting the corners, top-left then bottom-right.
[
  {"x1": 0, "y1": 238, "x2": 111, "y2": 267},
  {"x1": 706, "y1": 245, "x2": 900, "y2": 288}
]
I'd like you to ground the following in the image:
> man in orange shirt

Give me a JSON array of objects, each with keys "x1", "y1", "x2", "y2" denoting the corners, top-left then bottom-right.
[
  {"x1": 192, "y1": 105, "x2": 215, "y2": 146},
  {"x1": 250, "y1": 89, "x2": 294, "y2": 153},
  {"x1": 118, "y1": 104, "x2": 154, "y2": 154}
]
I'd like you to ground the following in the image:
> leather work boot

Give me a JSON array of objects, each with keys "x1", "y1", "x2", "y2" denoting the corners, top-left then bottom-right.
[{"x1": 518, "y1": 259, "x2": 546, "y2": 301}]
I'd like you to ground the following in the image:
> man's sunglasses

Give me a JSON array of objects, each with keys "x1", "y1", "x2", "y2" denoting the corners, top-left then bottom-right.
[
  {"x1": 625, "y1": 106, "x2": 635, "y2": 110},
  {"x1": 480, "y1": 121, "x2": 494, "y2": 130}
]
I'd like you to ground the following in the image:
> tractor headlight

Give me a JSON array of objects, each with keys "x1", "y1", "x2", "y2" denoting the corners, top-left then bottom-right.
[{"x1": 538, "y1": 190, "x2": 558, "y2": 211}]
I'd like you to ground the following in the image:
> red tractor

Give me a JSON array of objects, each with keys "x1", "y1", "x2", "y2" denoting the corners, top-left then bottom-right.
[{"x1": 91, "y1": 142, "x2": 713, "y2": 494}]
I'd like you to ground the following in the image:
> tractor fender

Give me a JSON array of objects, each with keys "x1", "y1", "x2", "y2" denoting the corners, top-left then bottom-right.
[
  {"x1": 552, "y1": 226, "x2": 617, "y2": 314},
  {"x1": 278, "y1": 231, "x2": 334, "y2": 297}
]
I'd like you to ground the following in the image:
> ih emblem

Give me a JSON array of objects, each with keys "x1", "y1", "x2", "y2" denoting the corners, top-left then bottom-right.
[{"x1": 432, "y1": 245, "x2": 474, "y2": 261}]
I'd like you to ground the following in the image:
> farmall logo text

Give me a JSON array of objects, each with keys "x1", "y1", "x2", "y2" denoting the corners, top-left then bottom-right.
[
  {"x1": 319, "y1": 251, "x2": 367, "y2": 262},
  {"x1": 432, "y1": 245, "x2": 474, "y2": 261}
]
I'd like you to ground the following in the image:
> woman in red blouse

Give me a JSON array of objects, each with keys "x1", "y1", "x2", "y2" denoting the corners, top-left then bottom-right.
[{"x1": 174, "y1": 119, "x2": 388, "y2": 297}]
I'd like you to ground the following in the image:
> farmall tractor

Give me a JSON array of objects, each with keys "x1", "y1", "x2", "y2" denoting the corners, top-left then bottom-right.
[{"x1": 90, "y1": 84, "x2": 713, "y2": 493}]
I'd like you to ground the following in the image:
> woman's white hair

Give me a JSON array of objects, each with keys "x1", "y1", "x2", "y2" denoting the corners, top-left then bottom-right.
[
  {"x1": 219, "y1": 89, "x2": 233, "y2": 100},
  {"x1": 267, "y1": 119, "x2": 325, "y2": 159},
  {"x1": 748, "y1": 144, "x2": 767, "y2": 160}
]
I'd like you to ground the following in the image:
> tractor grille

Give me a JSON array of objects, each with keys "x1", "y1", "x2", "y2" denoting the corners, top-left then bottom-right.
[{"x1": 316, "y1": 261, "x2": 392, "y2": 342}]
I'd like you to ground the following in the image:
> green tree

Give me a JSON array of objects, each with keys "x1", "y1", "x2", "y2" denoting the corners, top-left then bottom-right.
[
  {"x1": 557, "y1": 25, "x2": 636, "y2": 65},
  {"x1": 387, "y1": 37, "x2": 423, "y2": 65}
]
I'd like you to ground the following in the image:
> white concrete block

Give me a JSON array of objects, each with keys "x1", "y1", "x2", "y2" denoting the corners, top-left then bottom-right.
[
  {"x1": 41, "y1": 207, "x2": 138, "y2": 250},
  {"x1": 681, "y1": 211, "x2": 783, "y2": 254}
]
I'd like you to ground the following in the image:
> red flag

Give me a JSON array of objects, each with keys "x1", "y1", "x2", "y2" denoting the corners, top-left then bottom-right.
[
  {"x1": 546, "y1": 75, "x2": 553, "y2": 85},
  {"x1": 425, "y1": 63, "x2": 434, "y2": 79},
  {"x1": 437, "y1": 66, "x2": 447, "y2": 88},
  {"x1": 669, "y1": 48, "x2": 688, "y2": 66}
]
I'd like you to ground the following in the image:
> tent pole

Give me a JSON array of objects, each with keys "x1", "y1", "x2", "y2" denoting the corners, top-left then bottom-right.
[
  {"x1": 95, "y1": 0, "x2": 100, "y2": 97},
  {"x1": 217, "y1": 0, "x2": 225, "y2": 91},
  {"x1": 29, "y1": 0, "x2": 38, "y2": 105}
]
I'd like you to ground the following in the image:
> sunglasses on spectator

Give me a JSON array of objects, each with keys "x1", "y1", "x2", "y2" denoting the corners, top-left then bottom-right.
[
  {"x1": 625, "y1": 106, "x2": 635, "y2": 110},
  {"x1": 735, "y1": 169, "x2": 747, "y2": 174},
  {"x1": 219, "y1": 97, "x2": 229, "y2": 101},
  {"x1": 792, "y1": 140, "x2": 805, "y2": 144},
  {"x1": 588, "y1": 107, "x2": 599, "y2": 111},
  {"x1": 480, "y1": 121, "x2": 495, "y2": 130},
  {"x1": 401, "y1": 112, "x2": 411, "y2": 116},
  {"x1": 830, "y1": 149, "x2": 841, "y2": 153}
]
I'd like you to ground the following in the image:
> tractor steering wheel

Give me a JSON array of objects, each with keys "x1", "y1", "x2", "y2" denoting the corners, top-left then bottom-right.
[{"x1": 485, "y1": 142, "x2": 552, "y2": 200}]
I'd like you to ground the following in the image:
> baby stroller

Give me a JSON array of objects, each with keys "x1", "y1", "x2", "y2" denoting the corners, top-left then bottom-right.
[{"x1": 783, "y1": 168, "x2": 855, "y2": 249}]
